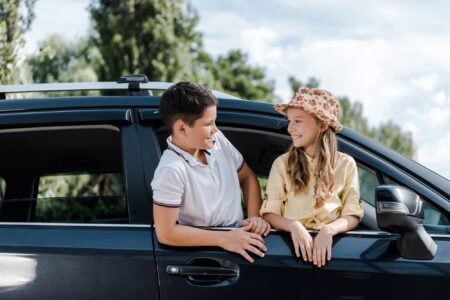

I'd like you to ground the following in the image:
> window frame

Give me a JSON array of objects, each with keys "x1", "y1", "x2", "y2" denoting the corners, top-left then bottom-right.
[{"x1": 0, "y1": 108, "x2": 151, "y2": 226}]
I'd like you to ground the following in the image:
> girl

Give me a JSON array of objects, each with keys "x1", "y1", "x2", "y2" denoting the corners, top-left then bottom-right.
[{"x1": 260, "y1": 87, "x2": 363, "y2": 267}]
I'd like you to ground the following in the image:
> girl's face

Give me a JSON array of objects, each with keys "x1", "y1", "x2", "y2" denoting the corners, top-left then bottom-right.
[{"x1": 286, "y1": 108, "x2": 326, "y2": 157}]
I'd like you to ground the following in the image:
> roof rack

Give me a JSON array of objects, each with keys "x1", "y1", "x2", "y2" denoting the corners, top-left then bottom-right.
[{"x1": 0, "y1": 74, "x2": 239, "y2": 100}]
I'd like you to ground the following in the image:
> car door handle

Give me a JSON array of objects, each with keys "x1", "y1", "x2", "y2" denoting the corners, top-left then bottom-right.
[{"x1": 166, "y1": 265, "x2": 238, "y2": 278}]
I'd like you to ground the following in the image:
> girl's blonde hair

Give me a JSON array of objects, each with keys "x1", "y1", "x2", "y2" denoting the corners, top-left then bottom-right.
[{"x1": 287, "y1": 124, "x2": 338, "y2": 208}]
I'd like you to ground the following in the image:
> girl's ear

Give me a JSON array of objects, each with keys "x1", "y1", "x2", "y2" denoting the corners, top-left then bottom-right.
[{"x1": 319, "y1": 122, "x2": 329, "y2": 133}]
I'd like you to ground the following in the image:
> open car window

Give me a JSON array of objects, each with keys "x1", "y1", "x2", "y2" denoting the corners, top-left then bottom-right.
[{"x1": 0, "y1": 125, "x2": 128, "y2": 224}]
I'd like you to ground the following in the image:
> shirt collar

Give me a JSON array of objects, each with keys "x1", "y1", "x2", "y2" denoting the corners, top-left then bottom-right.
[{"x1": 166, "y1": 135, "x2": 216, "y2": 167}]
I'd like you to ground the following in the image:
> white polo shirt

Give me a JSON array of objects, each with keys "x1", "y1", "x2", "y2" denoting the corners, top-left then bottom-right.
[{"x1": 151, "y1": 130, "x2": 244, "y2": 227}]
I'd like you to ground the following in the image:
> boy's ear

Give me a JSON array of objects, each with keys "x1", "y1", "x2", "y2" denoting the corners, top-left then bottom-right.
[{"x1": 173, "y1": 119, "x2": 187, "y2": 136}]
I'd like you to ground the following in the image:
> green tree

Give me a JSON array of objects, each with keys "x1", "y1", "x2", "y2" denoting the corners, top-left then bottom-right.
[
  {"x1": 89, "y1": 0, "x2": 201, "y2": 82},
  {"x1": 207, "y1": 49, "x2": 275, "y2": 101},
  {"x1": 26, "y1": 34, "x2": 100, "y2": 84},
  {"x1": 288, "y1": 76, "x2": 415, "y2": 156},
  {"x1": 288, "y1": 76, "x2": 320, "y2": 92},
  {"x1": 0, "y1": 0, "x2": 35, "y2": 83}
]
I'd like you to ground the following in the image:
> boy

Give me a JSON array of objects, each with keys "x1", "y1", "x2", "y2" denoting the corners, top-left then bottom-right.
[{"x1": 151, "y1": 81, "x2": 270, "y2": 263}]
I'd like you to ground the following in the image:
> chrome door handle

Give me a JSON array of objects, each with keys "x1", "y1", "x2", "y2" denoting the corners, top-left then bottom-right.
[{"x1": 166, "y1": 265, "x2": 238, "y2": 278}]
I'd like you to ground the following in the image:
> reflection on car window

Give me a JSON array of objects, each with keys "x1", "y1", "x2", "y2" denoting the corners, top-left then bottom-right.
[
  {"x1": 35, "y1": 173, "x2": 127, "y2": 223},
  {"x1": 357, "y1": 164, "x2": 380, "y2": 207},
  {"x1": 0, "y1": 178, "x2": 5, "y2": 201}
]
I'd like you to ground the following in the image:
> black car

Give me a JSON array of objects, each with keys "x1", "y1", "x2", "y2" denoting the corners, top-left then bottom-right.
[{"x1": 0, "y1": 76, "x2": 449, "y2": 300}]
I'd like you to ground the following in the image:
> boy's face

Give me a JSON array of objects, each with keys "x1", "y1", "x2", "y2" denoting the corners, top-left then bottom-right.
[{"x1": 183, "y1": 105, "x2": 218, "y2": 151}]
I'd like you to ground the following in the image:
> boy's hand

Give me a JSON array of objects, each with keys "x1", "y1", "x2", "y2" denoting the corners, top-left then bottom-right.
[
  {"x1": 241, "y1": 216, "x2": 271, "y2": 236},
  {"x1": 219, "y1": 228, "x2": 267, "y2": 263}
]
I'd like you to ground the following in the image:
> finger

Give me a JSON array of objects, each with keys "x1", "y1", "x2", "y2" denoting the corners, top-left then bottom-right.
[
  {"x1": 248, "y1": 237, "x2": 267, "y2": 252},
  {"x1": 263, "y1": 222, "x2": 271, "y2": 236},
  {"x1": 313, "y1": 247, "x2": 318, "y2": 265},
  {"x1": 306, "y1": 242, "x2": 313, "y2": 262},
  {"x1": 327, "y1": 245, "x2": 332, "y2": 261},
  {"x1": 240, "y1": 250, "x2": 254, "y2": 263},
  {"x1": 245, "y1": 245, "x2": 265, "y2": 258},
  {"x1": 242, "y1": 222, "x2": 252, "y2": 232},
  {"x1": 300, "y1": 244, "x2": 308, "y2": 262},
  {"x1": 321, "y1": 247, "x2": 327, "y2": 266},
  {"x1": 241, "y1": 219, "x2": 250, "y2": 227},
  {"x1": 249, "y1": 232, "x2": 265, "y2": 243},
  {"x1": 254, "y1": 219, "x2": 264, "y2": 235},
  {"x1": 292, "y1": 238, "x2": 300, "y2": 258}
]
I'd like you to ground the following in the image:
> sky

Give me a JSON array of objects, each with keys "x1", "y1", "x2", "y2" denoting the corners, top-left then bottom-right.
[{"x1": 23, "y1": 0, "x2": 450, "y2": 179}]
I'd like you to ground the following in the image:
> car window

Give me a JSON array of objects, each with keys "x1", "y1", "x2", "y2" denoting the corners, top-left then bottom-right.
[
  {"x1": 0, "y1": 125, "x2": 128, "y2": 224},
  {"x1": 358, "y1": 164, "x2": 380, "y2": 207},
  {"x1": 35, "y1": 173, "x2": 126, "y2": 223},
  {"x1": 0, "y1": 177, "x2": 5, "y2": 200}
]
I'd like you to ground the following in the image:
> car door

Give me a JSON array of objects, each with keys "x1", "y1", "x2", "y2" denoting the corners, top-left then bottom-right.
[
  {"x1": 0, "y1": 108, "x2": 158, "y2": 299},
  {"x1": 140, "y1": 106, "x2": 450, "y2": 300}
]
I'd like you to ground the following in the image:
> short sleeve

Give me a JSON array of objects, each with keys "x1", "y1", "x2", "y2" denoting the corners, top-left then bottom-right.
[
  {"x1": 260, "y1": 155, "x2": 288, "y2": 216},
  {"x1": 340, "y1": 156, "x2": 364, "y2": 220},
  {"x1": 215, "y1": 130, "x2": 244, "y2": 170},
  {"x1": 151, "y1": 163, "x2": 185, "y2": 207}
]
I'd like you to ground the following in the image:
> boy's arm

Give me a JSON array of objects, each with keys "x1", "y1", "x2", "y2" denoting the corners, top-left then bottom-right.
[
  {"x1": 153, "y1": 204, "x2": 267, "y2": 263},
  {"x1": 238, "y1": 162, "x2": 271, "y2": 236}
]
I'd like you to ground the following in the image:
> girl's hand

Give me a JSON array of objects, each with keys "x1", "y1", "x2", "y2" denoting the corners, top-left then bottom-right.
[
  {"x1": 220, "y1": 227, "x2": 267, "y2": 263},
  {"x1": 288, "y1": 221, "x2": 313, "y2": 262},
  {"x1": 241, "y1": 216, "x2": 271, "y2": 236},
  {"x1": 312, "y1": 225, "x2": 334, "y2": 267}
]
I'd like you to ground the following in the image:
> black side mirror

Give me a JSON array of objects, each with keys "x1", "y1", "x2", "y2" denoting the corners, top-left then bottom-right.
[{"x1": 375, "y1": 185, "x2": 437, "y2": 260}]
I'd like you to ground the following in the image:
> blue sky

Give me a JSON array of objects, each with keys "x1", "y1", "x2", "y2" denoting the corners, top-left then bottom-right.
[{"x1": 23, "y1": 0, "x2": 450, "y2": 179}]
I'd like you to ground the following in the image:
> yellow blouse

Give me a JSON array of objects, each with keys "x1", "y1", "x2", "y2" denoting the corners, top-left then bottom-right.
[{"x1": 260, "y1": 151, "x2": 364, "y2": 230}]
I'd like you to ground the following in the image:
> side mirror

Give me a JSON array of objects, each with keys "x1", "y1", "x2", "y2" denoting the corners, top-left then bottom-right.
[{"x1": 375, "y1": 185, "x2": 437, "y2": 259}]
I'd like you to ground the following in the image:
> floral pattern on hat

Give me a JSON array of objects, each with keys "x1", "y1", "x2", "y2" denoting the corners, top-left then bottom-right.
[{"x1": 273, "y1": 87, "x2": 342, "y2": 132}]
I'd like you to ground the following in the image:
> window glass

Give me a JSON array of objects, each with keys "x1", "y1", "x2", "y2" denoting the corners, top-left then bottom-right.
[
  {"x1": 36, "y1": 173, "x2": 126, "y2": 223},
  {"x1": 357, "y1": 164, "x2": 381, "y2": 207},
  {"x1": 0, "y1": 178, "x2": 5, "y2": 200},
  {"x1": 0, "y1": 125, "x2": 127, "y2": 224}
]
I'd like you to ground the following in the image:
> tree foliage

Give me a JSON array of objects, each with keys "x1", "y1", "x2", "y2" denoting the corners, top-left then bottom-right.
[
  {"x1": 26, "y1": 34, "x2": 100, "y2": 84},
  {"x1": 288, "y1": 76, "x2": 415, "y2": 157},
  {"x1": 89, "y1": 0, "x2": 201, "y2": 82},
  {"x1": 0, "y1": 0, "x2": 35, "y2": 83},
  {"x1": 207, "y1": 50, "x2": 274, "y2": 101}
]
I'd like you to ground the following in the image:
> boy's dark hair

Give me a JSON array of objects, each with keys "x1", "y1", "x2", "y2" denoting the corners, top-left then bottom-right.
[{"x1": 160, "y1": 81, "x2": 218, "y2": 132}]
